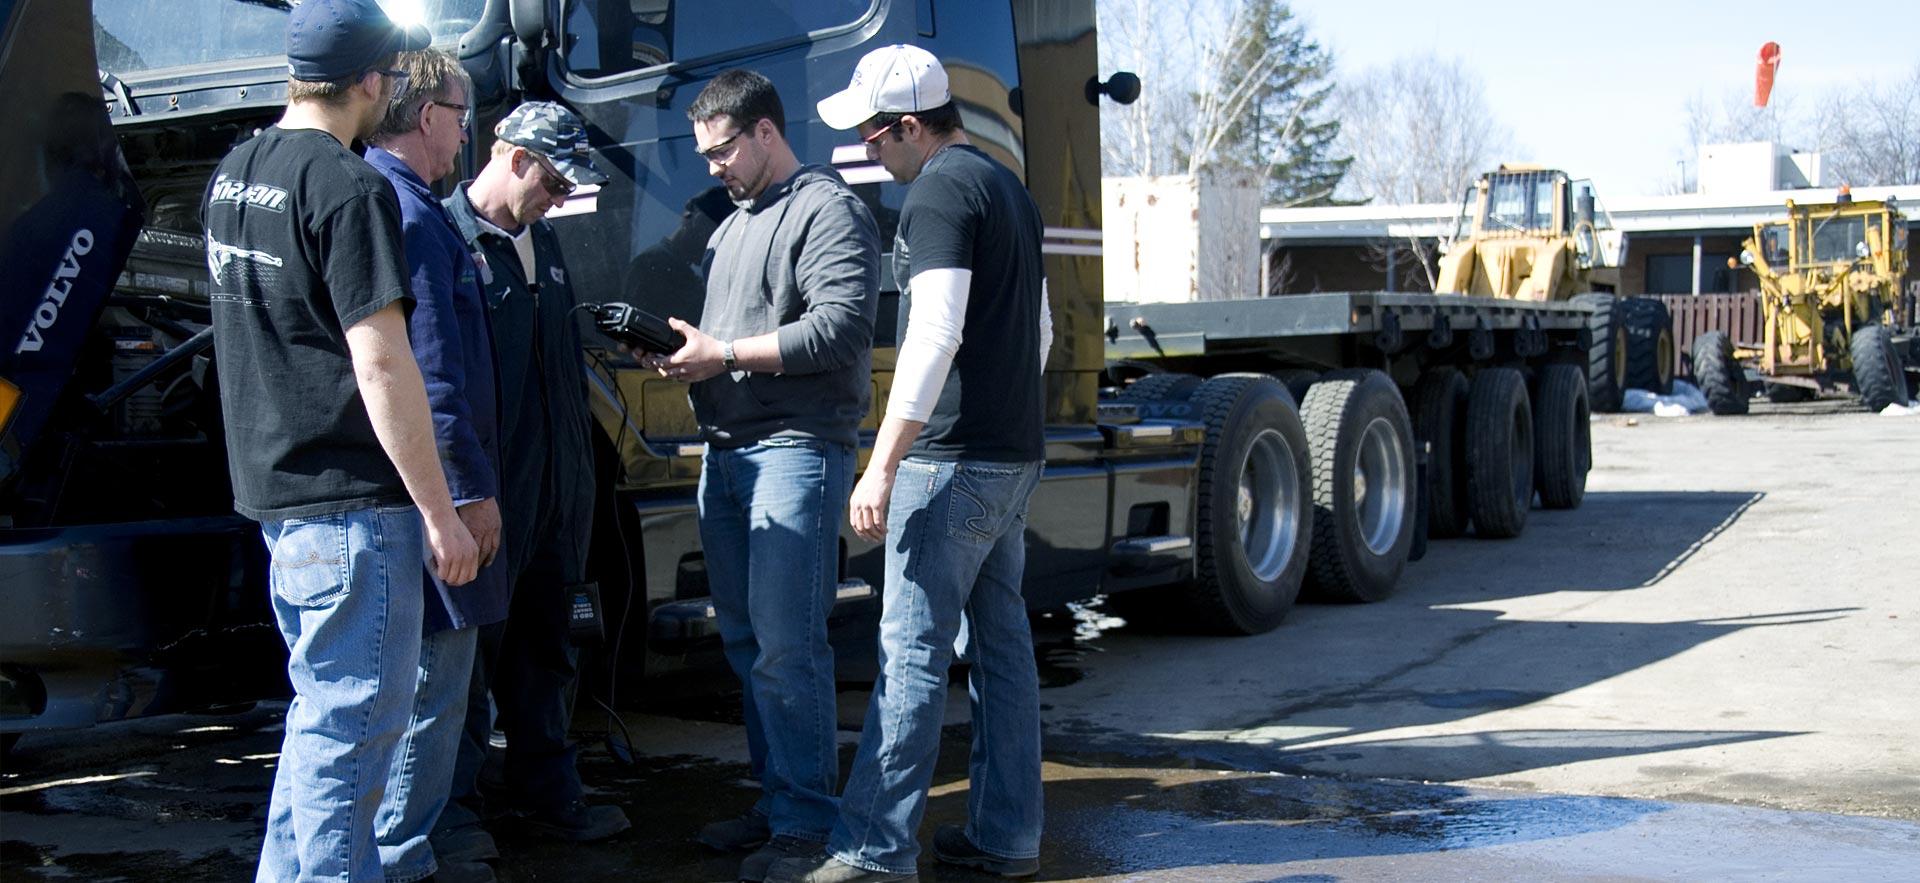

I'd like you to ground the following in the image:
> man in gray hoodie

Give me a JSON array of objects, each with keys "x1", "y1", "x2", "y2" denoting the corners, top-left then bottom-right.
[{"x1": 644, "y1": 68, "x2": 880, "y2": 883}]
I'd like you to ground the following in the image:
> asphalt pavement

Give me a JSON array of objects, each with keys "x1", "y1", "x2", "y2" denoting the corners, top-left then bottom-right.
[{"x1": 3, "y1": 399, "x2": 1916, "y2": 881}]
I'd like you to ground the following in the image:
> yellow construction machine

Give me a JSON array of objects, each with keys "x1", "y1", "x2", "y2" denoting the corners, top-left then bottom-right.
[
  {"x1": 1691, "y1": 192, "x2": 1914, "y2": 413},
  {"x1": 1435, "y1": 165, "x2": 1674, "y2": 412}
]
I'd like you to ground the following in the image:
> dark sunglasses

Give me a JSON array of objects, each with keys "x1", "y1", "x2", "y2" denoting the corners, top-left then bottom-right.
[{"x1": 527, "y1": 152, "x2": 577, "y2": 197}]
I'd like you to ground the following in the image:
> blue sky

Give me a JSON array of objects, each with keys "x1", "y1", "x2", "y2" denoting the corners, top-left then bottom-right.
[{"x1": 1289, "y1": 0, "x2": 1916, "y2": 197}]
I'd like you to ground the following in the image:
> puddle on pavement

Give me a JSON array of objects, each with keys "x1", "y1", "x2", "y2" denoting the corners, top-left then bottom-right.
[{"x1": 1031, "y1": 599, "x2": 1126, "y2": 689}]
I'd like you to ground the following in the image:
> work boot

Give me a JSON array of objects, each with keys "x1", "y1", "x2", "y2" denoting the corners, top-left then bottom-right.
[
  {"x1": 764, "y1": 855, "x2": 917, "y2": 883},
  {"x1": 517, "y1": 798, "x2": 631, "y2": 842},
  {"x1": 931, "y1": 825, "x2": 1038, "y2": 878},
  {"x1": 431, "y1": 822, "x2": 500, "y2": 864},
  {"x1": 738, "y1": 835, "x2": 825, "y2": 882},
  {"x1": 697, "y1": 808, "x2": 772, "y2": 852},
  {"x1": 424, "y1": 860, "x2": 497, "y2": 883}
]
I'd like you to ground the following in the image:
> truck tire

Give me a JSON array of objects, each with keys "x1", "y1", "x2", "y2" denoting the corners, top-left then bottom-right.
[
  {"x1": 1301, "y1": 370, "x2": 1415, "y2": 603},
  {"x1": 1466, "y1": 367, "x2": 1533, "y2": 539},
  {"x1": 1411, "y1": 368, "x2": 1470, "y2": 538},
  {"x1": 1621, "y1": 296, "x2": 1675, "y2": 394},
  {"x1": 1268, "y1": 368, "x2": 1319, "y2": 405},
  {"x1": 1172, "y1": 374, "x2": 1313, "y2": 634},
  {"x1": 1849, "y1": 324, "x2": 1912, "y2": 412},
  {"x1": 1572, "y1": 293, "x2": 1629, "y2": 412},
  {"x1": 1117, "y1": 372, "x2": 1203, "y2": 420},
  {"x1": 1532, "y1": 363, "x2": 1590, "y2": 510},
  {"x1": 1692, "y1": 330, "x2": 1748, "y2": 415}
]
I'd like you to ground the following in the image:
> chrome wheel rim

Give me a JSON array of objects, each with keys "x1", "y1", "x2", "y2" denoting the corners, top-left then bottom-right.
[
  {"x1": 1353, "y1": 416, "x2": 1409, "y2": 555},
  {"x1": 1238, "y1": 428, "x2": 1302, "y2": 582}
]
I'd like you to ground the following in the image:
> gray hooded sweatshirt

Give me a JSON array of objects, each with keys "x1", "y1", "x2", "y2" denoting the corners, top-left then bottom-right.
[{"x1": 691, "y1": 163, "x2": 880, "y2": 448}]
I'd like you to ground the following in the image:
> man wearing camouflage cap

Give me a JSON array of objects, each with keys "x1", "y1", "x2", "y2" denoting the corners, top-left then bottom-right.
[{"x1": 432, "y1": 102, "x2": 629, "y2": 863}]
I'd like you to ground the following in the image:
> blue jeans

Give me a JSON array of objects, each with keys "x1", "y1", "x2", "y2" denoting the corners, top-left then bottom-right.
[
  {"x1": 699, "y1": 438, "x2": 854, "y2": 841},
  {"x1": 830, "y1": 458, "x2": 1044, "y2": 875},
  {"x1": 376, "y1": 623, "x2": 479, "y2": 882},
  {"x1": 257, "y1": 506, "x2": 426, "y2": 883}
]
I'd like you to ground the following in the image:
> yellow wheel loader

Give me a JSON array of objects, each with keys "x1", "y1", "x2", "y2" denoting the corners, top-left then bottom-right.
[
  {"x1": 1692, "y1": 194, "x2": 1913, "y2": 414},
  {"x1": 1435, "y1": 165, "x2": 1674, "y2": 412}
]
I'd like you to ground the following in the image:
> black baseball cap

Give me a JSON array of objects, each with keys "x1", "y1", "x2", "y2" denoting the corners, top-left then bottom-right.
[{"x1": 287, "y1": 0, "x2": 432, "y2": 83}]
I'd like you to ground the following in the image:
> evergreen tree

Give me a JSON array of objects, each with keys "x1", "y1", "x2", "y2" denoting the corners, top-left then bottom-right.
[{"x1": 1175, "y1": 0, "x2": 1352, "y2": 206}]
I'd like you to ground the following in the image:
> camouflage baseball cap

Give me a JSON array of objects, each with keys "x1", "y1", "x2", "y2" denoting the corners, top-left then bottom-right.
[{"x1": 494, "y1": 101, "x2": 608, "y2": 186}]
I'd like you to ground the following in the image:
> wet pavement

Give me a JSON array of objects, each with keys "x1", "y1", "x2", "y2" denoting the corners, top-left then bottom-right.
[
  {"x1": 5, "y1": 699, "x2": 1917, "y2": 881},
  {"x1": 6, "y1": 407, "x2": 1920, "y2": 880}
]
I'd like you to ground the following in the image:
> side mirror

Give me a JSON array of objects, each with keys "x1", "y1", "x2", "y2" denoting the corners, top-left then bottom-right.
[
  {"x1": 1739, "y1": 249, "x2": 1755, "y2": 266},
  {"x1": 509, "y1": 0, "x2": 546, "y2": 48},
  {"x1": 1086, "y1": 72, "x2": 1141, "y2": 106},
  {"x1": 1856, "y1": 241, "x2": 1870, "y2": 259}
]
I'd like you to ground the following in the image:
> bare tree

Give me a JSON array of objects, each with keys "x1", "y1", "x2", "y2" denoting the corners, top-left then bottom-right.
[
  {"x1": 1817, "y1": 62, "x2": 1920, "y2": 187},
  {"x1": 1329, "y1": 54, "x2": 1511, "y2": 205},
  {"x1": 1098, "y1": 0, "x2": 1347, "y2": 204}
]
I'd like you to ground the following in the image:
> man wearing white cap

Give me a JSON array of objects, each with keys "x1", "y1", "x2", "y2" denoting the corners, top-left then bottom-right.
[{"x1": 771, "y1": 43, "x2": 1053, "y2": 883}]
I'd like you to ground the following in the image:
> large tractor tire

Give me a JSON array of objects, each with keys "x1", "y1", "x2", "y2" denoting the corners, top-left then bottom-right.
[
  {"x1": 1620, "y1": 296, "x2": 1675, "y2": 394},
  {"x1": 1692, "y1": 330, "x2": 1749, "y2": 415},
  {"x1": 1465, "y1": 367, "x2": 1533, "y2": 539},
  {"x1": 1572, "y1": 293, "x2": 1629, "y2": 412},
  {"x1": 1849, "y1": 324, "x2": 1912, "y2": 413},
  {"x1": 1532, "y1": 363, "x2": 1591, "y2": 510},
  {"x1": 1300, "y1": 370, "x2": 1416, "y2": 603},
  {"x1": 1411, "y1": 367, "x2": 1471, "y2": 538}
]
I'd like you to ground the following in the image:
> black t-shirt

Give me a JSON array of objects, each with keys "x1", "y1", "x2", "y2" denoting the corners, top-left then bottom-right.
[
  {"x1": 894, "y1": 145, "x2": 1045, "y2": 462},
  {"x1": 205, "y1": 127, "x2": 413, "y2": 521}
]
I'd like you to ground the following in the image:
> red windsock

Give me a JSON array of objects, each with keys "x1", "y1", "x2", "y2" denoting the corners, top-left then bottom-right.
[{"x1": 1755, "y1": 42, "x2": 1781, "y2": 107}]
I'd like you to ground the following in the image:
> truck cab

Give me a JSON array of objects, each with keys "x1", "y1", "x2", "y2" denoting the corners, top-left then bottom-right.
[{"x1": 3, "y1": 0, "x2": 1208, "y2": 743}]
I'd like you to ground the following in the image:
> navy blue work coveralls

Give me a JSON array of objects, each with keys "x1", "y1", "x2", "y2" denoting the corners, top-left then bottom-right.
[
  {"x1": 441, "y1": 182, "x2": 598, "y2": 813},
  {"x1": 364, "y1": 147, "x2": 509, "y2": 632}
]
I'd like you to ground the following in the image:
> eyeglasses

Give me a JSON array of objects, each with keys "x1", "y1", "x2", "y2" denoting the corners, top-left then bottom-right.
[
  {"x1": 429, "y1": 99, "x2": 472, "y2": 131},
  {"x1": 694, "y1": 130, "x2": 745, "y2": 164},
  {"x1": 375, "y1": 68, "x2": 410, "y2": 87},
  {"x1": 860, "y1": 121, "x2": 897, "y2": 146},
  {"x1": 527, "y1": 152, "x2": 577, "y2": 197}
]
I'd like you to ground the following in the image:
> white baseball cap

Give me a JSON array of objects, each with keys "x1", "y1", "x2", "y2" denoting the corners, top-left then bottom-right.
[{"x1": 816, "y1": 44, "x2": 951, "y2": 131}]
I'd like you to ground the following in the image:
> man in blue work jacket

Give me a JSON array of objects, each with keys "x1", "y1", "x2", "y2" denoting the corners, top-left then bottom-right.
[
  {"x1": 364, "y1": 48, "x2": 508, "y2": 883},
  {"x1": 432, "y1": 101, "x2": 629, "y2": 862}
]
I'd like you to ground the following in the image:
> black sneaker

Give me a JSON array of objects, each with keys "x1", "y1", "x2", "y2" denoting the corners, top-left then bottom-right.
[
  {"x1": 738, "y1": 835, "x2": 825, "y2": 882},
  {"x1": 697, "y1": 809, "x2": 772, "y2": 852},
  {"x1": 931, "y1": 825, "x2": 1038, "y2": 878},
  {"x1": 516, "y1": 799, "x2": 631, "y2": 842},
  {"x1": 763, "y1": 855, "x2": 917, "y2": 883},
  {"x1": 431, "y1": 822, "x2": 499, "y2": 863}
]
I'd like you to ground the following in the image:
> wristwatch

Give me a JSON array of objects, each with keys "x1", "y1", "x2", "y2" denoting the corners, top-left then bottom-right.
[{"x1": 721, "y1": 340, "x2": 737, "y2": 372}]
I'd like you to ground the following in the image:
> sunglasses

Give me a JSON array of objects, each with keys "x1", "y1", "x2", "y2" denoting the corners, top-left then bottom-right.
[
  {"x1": 527, "y1": 152, "x2": 577, "y2": 197},
  {"x1": 429, "y1": 99, "x2": 472, "y2": 131},
  {"x1": 694, "y1": 130, "x2": 745, "y2": 164},
  {"x1": 860, "y1": 121, "x2": 897, "y2": 146}
]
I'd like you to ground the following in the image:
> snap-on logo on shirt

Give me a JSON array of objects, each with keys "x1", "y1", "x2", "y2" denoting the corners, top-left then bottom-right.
[{"x1": 208, "y1": 175, "x2": 290, "y2": 212}]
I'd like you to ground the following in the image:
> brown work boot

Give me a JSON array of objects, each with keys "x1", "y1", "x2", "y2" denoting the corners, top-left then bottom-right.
[{"x1": 739, "y1": 835, "x2": 826, "y2": 882}]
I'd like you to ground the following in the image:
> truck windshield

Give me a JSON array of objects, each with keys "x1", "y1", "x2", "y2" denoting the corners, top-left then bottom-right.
[
  {"x1": 93, "y1": 0, "x2": 485, "y2": 78},
  {"x1": 1802, "y1": 213, "x2": 1866, "y2": 265}
]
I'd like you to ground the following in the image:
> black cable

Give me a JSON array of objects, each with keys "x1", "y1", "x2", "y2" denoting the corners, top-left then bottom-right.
[{"x1": 585, "y1": 345, "x2": 640, "y2": 765}]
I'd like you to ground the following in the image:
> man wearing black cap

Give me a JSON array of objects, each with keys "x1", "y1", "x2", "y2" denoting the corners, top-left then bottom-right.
[
  {"x1": 203, "y1": 1, "x2": 478, "y2": 881},
  {"x1": 433, "y1": 101, "x2": 630, "y2": 861}
]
